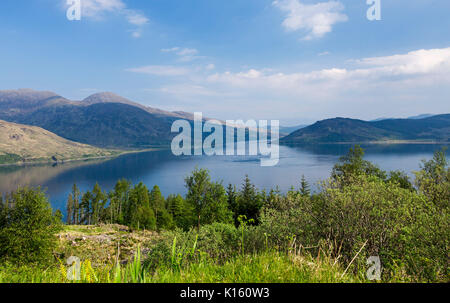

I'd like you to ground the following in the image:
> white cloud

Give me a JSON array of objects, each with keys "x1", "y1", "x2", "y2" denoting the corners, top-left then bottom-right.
[
  {"x1": 77, "y1": 0, "x2": 125, "y2": 17},
  {"x1": 207, "y1": 48, "x2": 450, "y2": 92},
  {"x1": 273, "y1": 0, "x2": 348, "y2": 40},
  {"x1": 161, "y1": 47, "x2": 181, "y2": 53},
  {"x1": 124, "y1": 9, "x2": 149, "y2": 26},
  {"x1": 64, "y1": 0, "x2": 149, "y2": 37},
  {"x1": 130, "y1": 30, "x2": 142, "y2": 38},
  {"x1": 161, "y1": 47, "x2": 203, "y2": 62},
  {"x1": 205, "y1": 64, "x2": 216, "y2": 70},
  {"x1": 130, "y1": 47, "x2": 450, "y2": 121},
  {"x1": 126, "y1": 65, "x2": 190, "y2": 76}
]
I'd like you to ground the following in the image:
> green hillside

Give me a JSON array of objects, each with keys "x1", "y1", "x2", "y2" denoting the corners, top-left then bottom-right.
[{"x1": 281, "y1": 114, "x2": 450, "y2": 144}]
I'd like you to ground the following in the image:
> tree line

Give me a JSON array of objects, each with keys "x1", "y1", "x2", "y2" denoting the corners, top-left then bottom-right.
[
  {"x1": 66, "y1": 145, "x2": 448, "y2": 233},
  {"x1": 65, "y1": 169, "x2": 311, "y2": 231}
]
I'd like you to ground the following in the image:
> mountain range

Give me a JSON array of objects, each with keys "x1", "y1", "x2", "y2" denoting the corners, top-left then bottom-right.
[
  {"x1": 0, "y1": 89, "x2": 186, "y2": 148},
  {"x1": 1, "y1": 89, "x2": 449, "y2": 149},
  {"x1": 281, "y1": 115, "x2": 450, "y2": 144}
]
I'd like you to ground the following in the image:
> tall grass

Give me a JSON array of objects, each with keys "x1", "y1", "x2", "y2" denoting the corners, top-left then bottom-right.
[{"x1": 0, "y1": 248, "x2": 362, "y2": 283}]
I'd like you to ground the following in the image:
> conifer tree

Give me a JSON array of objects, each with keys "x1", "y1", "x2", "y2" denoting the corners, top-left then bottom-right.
[
  {"x1": 66, "y1": 194, "x2": 73, "y2": 225},
  {"x1": 299, "y1": 175, "x2": 311, "y2": 197},
  {"x1": 71, "y1": 184, "x2": 80, "y2": 225}
]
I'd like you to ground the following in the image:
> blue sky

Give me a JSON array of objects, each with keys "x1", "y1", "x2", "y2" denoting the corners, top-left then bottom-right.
[{"x1": 0, "y1": 0, "x2": 449, "y2": 125}]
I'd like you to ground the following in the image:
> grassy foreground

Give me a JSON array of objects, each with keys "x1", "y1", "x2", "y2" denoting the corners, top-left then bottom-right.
[{"x1": 0, "y1": 225, "x2": 361, "y2": 283}]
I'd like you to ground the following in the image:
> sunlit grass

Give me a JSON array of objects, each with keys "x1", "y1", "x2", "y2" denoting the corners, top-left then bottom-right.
[{"x1": 0, "y1": 249, "x2": 362, "y2": 283}]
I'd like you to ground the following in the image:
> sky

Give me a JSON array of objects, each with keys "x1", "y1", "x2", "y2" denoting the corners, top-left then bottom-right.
[{"x1": 0, "y1": 0, "x2": 449, "y2": 125}]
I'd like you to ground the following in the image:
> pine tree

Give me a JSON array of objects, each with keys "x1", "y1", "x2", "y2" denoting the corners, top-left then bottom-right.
[
  {"x1": 71, "y1": 184, "x2": 80, "y2": 225},
  {"x1": 91, "y1": 183, "x2": 106, "y2": 225},
  {"x1": 81, "y1": 191, "x2": 93, "y2": 225},
  {"x1": 236, "y1": 175, "x2": 262, "y2": 225},
  {"x1": 150, "y1": 185, "x2": 173, "y2": 230},
  {"x1": 226, "y1": 184, "x2": 238, "y2": 215},
  {"x1": 127, "y1": 183, "x2": 155, "y2": 230},
  {"x1": 299, "y1": 175, "x2": 311, "y2": 197},
  {"x1": 112, "y1": 179, "x2": 131, "y2": 225},
  {"x1": 66, "y1": 194, "x2": 73, "y2": 225}
]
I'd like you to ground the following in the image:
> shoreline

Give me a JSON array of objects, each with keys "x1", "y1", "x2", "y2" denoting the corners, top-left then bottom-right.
[
  {"x1": 281, "y1": 140, "x2": 450, "y2": 145},
  {"x1": 0, "y1": 147, "x2": 167, "y2": 167}
]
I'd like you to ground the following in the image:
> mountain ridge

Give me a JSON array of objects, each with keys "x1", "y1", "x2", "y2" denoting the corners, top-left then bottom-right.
[
  {"x1": 0, "y1": 89, "x2": 186, "y2": 148},
  {"x1": 281, "y1": 114, "x2": 450, "y2": 144}
]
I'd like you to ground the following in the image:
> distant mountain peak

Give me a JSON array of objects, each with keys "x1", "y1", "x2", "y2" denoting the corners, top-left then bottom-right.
[
  {"x1": 82, "y1": 92, "x2": 133, "y2": 104},
  {"x1": 0, "y1": 88, "x2": 61, "y2": 102}
]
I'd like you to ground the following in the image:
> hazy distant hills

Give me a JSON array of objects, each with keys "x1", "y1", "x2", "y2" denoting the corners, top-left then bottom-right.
[
  {"x1": 281, "y1": 115, "x2": 450, "y2": 144},
  {"x1": 370, "y1": 114, "x2": 436, "y2": 122},
  {"x1": 0, "y1": 120, "x2": 118, "y2": 165},
  {"x1": 280, "y1": 125, "x2": 308, "y2": 136},
  {"x1": 0, "y1": 89, "x2": 186, "y2": 148}
]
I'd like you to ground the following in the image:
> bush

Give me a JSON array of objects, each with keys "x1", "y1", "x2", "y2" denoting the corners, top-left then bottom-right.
[
  {"x1": 321, "y1": 175, "x2": 449, "y2": 280},
  {"x1": 0, "y1": 188, "x2": 62, "y2": 265},
  {"x1": 258, "y1": 190, "x2": 318, "y2": 252},
  {"x1": 259, "y1": 174, "x2": 448, "y2": 281}
]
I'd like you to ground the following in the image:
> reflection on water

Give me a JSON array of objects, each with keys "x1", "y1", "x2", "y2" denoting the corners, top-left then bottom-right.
[{"x1": 0, "y1": 144, "x2": 447, "y2": 213}]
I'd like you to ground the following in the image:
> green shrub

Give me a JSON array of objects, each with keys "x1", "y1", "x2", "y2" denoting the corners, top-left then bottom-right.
[
  {"x1": 0, "y1": 188, "x2": 62, "y2": 265},
  {"x1": 270, "y1": 174, "x2": 448, "y2": 282},
  {"x1": 258, "y1": 191, "x2": 317, "y2": 252}
]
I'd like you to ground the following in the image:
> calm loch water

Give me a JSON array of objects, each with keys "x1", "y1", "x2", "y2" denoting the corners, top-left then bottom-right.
[{"x1": 0, "y1": 144, "x2": 447, "y2": 214}]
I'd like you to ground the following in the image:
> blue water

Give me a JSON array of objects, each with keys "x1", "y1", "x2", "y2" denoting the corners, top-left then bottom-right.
[{"x1": 0, "y1": 144, "x2": 446, "y2": 213}]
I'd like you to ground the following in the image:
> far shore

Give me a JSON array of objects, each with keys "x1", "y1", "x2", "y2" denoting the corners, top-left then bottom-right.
[
  {"x1": 281, "y1": 140, "x2": 450, "y2": 145},
  {"x1": 0, "y1": 147, "x2": 168, "y2": 167}
]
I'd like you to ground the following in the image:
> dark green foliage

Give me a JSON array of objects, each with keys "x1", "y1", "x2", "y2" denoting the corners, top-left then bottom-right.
[
  {"x1": 0, "y1": 188, "x2": 61, "y2": 265},
  {"x1": 167, "y1": 194, "x2": 194, "y2": 231},
  {"x1": 387, "y1": 170, "x2": 414, "y2": 191},
  {"x1": 226, "y1": 184, "x2": 238, "y2": 216},
  {"x1": 185, "y1": 168, "x2": 233, "y2": 228},
  {"x1": 71, "y1": 184, "x2": 81, "y2": 225},
  {"x1": 332, "y1": 145, "x2": 386, "y2": 183},
  {"x1": 81, "y1": 191, "x2": 93, "y2": 225},
  {"x1": 256, "y1": 147, "x2": 449, "y2": 282},
  {"x1": 415, "y1": 148, "x2": 450, "y2": 208},
  {"x1": 126, "y1": 183, "x2": 156, "y2": 230},
  {"x1": 232, "y1": 176, "x2": 263, "y2": 225},
  {"x1": 0, "y1": 153, "x2": 22, "y2": 164},
  {"x1": 299, "y1": 175, "x2": 311, "y2": 197},
  {"x1": 109, "y1": 179, "x2": 131, "y2": 224},
  {"x1": 150, "y1": 186, "x2": 173, "y2": 230}
]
